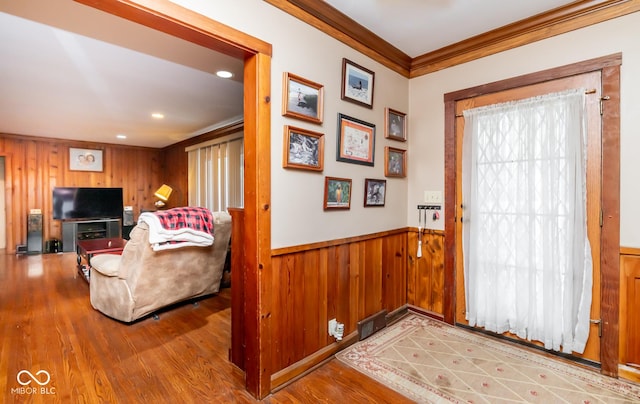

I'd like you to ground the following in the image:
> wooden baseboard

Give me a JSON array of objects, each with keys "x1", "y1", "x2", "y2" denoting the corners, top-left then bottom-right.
[
  {"x1": 619, "y1": 364, "x2": 640, "y2": 383},
  {"x1": 407, "y1": 304, "x2": 445, "y2": 321},
  {"x1": 270, "y1": 330, "x2": 359, "y2": 391}
]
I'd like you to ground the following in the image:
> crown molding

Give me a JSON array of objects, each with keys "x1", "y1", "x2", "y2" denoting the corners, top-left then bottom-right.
[
  {"x1": 264, "y1": 0, "x2": 412, "y2": 77},
  {"x1": 411, "y1": 0, "x2": 640, "y2": 77},
  {"x1": 265, "y1": 0, "x2": 639, "y2": 79}
]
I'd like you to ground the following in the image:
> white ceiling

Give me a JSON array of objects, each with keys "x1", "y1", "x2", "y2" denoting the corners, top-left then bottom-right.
[
  {"x1": 0, "y1": 0, "x2": 577, "y2": 148},
  {"x1": 324, "y1": 0, "x2": 578, "y2": 57},
  {"x1": 0, "y1": 0, "x2": 244, "y2": 148}
]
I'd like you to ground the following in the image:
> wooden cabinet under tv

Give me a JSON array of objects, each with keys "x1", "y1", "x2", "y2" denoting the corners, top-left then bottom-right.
[{"x1": 62, "y1": 218, "x2": 121, "y2": 253}]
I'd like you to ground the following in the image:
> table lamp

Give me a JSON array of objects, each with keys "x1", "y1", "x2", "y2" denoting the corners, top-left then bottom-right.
[{"x1": 154, "y1": 184, "x2": 173, "y2": 208}]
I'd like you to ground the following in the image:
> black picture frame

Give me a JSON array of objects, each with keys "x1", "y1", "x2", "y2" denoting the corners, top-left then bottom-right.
[{"x1": 336, "y1": 113, "x2": 375, "y2": 167}]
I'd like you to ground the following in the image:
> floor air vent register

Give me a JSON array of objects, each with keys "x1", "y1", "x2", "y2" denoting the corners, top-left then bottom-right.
[{"x1": 357, "y1": 310, "x2": 388, "y2": 340}]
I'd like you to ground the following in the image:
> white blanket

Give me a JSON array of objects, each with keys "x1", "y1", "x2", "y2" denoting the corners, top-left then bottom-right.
[{"x1": 138, "y1": 212, "x2": 214, "y2": 251}]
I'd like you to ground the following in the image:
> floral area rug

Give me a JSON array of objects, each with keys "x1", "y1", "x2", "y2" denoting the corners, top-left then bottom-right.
[{"x1": 336, "y1": 313, "x2": 640, "y2": 403}]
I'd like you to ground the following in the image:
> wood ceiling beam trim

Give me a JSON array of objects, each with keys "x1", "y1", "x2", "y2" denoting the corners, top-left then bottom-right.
[
  {"x1": 265, "y1": 0, "x2": 638, "y2": 79},
  {"x1": 77, "y1": 0, "x2": 272, "y2": 59},
  {"x1": 264, "y1": 0, "x2": 412, "y2": 77},
  {"x1": 411, "y1": 0, "x2": 639, "y2": 77}
]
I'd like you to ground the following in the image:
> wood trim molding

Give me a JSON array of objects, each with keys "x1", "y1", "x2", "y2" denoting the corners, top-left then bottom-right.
[
  {"x1": 162, "y1": 121, "x2": 244, "y2": 152},
  {"x1": 620, "y1": 247, "x2": 640, "y2": 255},
  {"x1": 263, "y1": 0, "x2": 411, "y2": 77},
  {"x1": 271, "y1": 227, "x2": 409, "y2": 256},
  {"x1": 412, "y1": 0, "x2": 638, "y2": 77},
  {"x1": 264, "y1": 0, "x2": 638, "y2": 78},
  {"x1": 599, "y1": 61, "x2": 621, "y2": 377},
  {"x1": 76, "y1": 0, "x2": 272, "y2": 58},
  {"x1": 270, "y1": 330, "x2": 358, "y2": 391}
]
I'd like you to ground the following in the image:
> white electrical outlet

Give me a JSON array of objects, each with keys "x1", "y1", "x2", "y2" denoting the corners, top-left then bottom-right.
[
  {"x1": 424, "y1": 190, "x2": 443, "y2": 204},
  {"x1": 328, "y1": 318, "x2": 337, "y2": 336}
]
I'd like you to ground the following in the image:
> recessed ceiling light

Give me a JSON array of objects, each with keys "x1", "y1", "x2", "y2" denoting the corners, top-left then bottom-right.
[
  {"x1": 216, "y1": 70, "x2": 233, "y2": 79},
  {"x1": 151, "y1": 112, "x2": 164, "y2": 119},
  {"x1": 116, "y1": 134, "x2": 127, "y2": 139}
]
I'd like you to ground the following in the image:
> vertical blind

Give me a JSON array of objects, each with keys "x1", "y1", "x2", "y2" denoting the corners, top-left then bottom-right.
[{"x1": 187, "y1": 135, "x2": 244, "y2": 212}]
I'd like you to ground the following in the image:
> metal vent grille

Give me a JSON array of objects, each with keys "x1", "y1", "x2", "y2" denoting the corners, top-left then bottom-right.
[{"x1": 357, "y1": 310, "x2": 388, "y2": 340}]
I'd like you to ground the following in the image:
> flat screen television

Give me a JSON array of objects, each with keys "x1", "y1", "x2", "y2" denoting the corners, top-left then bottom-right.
[{"x1": 52, "y1": 187, "x2": 123, "y2": 220}]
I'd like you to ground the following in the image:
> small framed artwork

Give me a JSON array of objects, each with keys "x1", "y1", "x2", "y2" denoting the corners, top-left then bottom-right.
[
  {"x1": 283, "y1": 125, "x2": 324, "y2": 171},
  {"x1": 384, "y1": 147, "x2": 406, "y2": 178},
  {"x1": 341, "y1": 58, "x2": 375, "y2": 109},
  {"x1": 282, "y1": 72, "x2": 324, "y2": 124},
  {"x1": 336, "y1": 113, "x2": 375, "y2": 167},
  {"x1": 385, "y1": 108, "x2": 407, "y2": 141},
  {"x1": 69, "y1": 147, "x2": 103, "y2": 172},
  {"x1": 364, "y1": 178, "x2": 386, "y2": 207},
  {"x1": 324, "y1": 176, "x2": 352, "y2": 210}
]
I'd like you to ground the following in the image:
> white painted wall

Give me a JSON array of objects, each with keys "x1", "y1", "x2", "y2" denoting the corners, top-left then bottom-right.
[
  {"x1": 408, "y1": 12, "x2": 640, "y2": 248},
  {"x1": 171, "y1": 0, "x2": 409, "y2": 248},
  {"x1": 172, "y1": 1, "x2": 640, "y2": 248}
]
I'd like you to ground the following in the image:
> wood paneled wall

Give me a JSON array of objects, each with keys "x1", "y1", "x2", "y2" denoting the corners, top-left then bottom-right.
[
  {"x1": 0, "y1": 133, "x2": 163, "y2": 252},
  {"x1": 407, "y1": 229, "x2": 445, "y2": 316},
  {"x1": 270, "y1": 230, "x2": 407, "y2": 380},
  {"x1": 0, "y1": 123, "x2": 243, "y2": 252},
  {"x1": 619, "y1": 247, "x2": 640, "y2": 382}
]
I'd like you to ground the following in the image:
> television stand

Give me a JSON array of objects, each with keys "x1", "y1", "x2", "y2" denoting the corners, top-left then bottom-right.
[{"x1": 62, "y1": 218, "x2": 122, "y2": 253}]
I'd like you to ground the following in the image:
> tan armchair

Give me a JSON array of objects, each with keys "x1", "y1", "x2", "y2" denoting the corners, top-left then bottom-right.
[{"x1": 89, "y1": 211, "x2": 231, "y2": 322}]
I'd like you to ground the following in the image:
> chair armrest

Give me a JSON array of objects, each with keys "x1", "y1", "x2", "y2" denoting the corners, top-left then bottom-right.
[{"x1": 90, "y1": 254, "x2": 122, "y2": 277}]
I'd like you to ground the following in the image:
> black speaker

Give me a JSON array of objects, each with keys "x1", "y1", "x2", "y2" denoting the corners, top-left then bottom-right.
[
  {"x1": 123, "y1": 208, "x2": 134, "y2": 226},
  {"x1": 27, "y1": 213, "x2": 43, "y2": 254}
]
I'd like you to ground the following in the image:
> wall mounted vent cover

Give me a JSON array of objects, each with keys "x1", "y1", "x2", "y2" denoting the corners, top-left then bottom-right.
[{"x1": 357, "y1": 309, "x2": 387, "y2": 340}]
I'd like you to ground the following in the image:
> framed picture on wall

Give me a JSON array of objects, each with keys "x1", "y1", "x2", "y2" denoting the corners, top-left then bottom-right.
[
  {"x1": 341, "y1": 58, "x2": 375, "y2": 108},
  {"x1": 364, "y1": 178, "x2": 386, "y2": 207},
  {"x1": 336, "y1": 113, "x2": 375, "y2": 166},
  {"x1": 385, "y1": 108, "x2": 407, "y2": 141},
  {"x1": 324, "y1": 176, "x2": 352, "y2": 210},
  {"x1": 282, "y1": 72, "x2": 324, "y2": 124},
  {"x1": 283, "y1": 125, "x2": 324, "y2": 171},
  {"x1": 384, "y1": 146, "x2": 406, "y2": 178},
  {"x1": 69, "y1": 148, "x2": 103, "y2": 172}
]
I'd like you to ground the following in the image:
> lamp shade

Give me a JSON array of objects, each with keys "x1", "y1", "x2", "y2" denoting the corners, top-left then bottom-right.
[{"x1": 154, "y1": 184, "x2": 173, "y2": 202}]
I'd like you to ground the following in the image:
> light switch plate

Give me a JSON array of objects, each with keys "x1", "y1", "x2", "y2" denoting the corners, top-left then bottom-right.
[{"x1": 424, "y1": 190, "x2": 442, "y2": 204}]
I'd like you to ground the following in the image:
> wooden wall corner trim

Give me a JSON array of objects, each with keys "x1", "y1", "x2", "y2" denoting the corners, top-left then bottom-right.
[
  {"x1": 75, "y1": 0, "x2": 272, "y2": 57},
  {"x1": 263, "y1": 0, "x2": 411, "y2": 77}
]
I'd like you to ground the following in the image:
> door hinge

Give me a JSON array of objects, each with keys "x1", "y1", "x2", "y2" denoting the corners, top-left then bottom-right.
[
  {"x1": 600, "y1": 95, "x2": 610, "y2": 115},
  {"x1": 590, "y1": 319, "x2": 602, "y2": 337},
  {"x1": 599, "y1": 209, "x2": 603, "y2": 227}
]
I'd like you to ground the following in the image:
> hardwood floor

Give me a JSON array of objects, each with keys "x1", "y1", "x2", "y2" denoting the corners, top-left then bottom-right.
[{"x1": 0, "y1": 252, "x2": 409, "y2": 403}]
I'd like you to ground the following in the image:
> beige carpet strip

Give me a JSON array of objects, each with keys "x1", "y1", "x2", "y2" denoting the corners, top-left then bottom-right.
[{"x1": 337, "y1": 314, "x2": 640, "y2": 403}]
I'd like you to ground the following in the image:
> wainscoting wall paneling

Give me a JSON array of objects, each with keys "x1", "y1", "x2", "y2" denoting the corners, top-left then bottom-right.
[{"x1": 269, "y1": 229, "x2": 407, "y2": 388}]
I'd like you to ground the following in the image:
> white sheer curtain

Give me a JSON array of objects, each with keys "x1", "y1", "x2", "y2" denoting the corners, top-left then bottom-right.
[
  {"x1": 187, "y1": 135, "x2": 244, "y2": 212},
  {"x1": 462, "y1": 89, "x2": 592, "y2": 354}
]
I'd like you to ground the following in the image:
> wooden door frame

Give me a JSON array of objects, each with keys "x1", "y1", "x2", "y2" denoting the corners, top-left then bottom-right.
[
  {"x1": 75, "y1": 0, "x2": 273, "y2": 398},
  {"x1": 443, "y1": 54, "x2": 621, "y2": 377},
  {"x1": 0, "y1": 153, "x2": 13, "y2": 251}
]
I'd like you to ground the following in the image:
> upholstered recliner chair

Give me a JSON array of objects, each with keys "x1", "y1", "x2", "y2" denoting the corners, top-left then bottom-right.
[{"x1": 89, "y1": 210, "x2": 231, "y2": 322}]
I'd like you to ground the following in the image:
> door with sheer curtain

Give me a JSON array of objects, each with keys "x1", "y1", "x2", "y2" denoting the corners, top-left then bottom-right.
[{"x1": 455, "y1": 72, "x2": 602, "y2": 363}]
